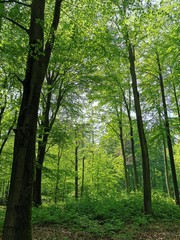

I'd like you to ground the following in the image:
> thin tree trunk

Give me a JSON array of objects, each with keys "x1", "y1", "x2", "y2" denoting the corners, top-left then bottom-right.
[
  {"x1": 33, "y1": 80, "x2": 51, "y2": 206},
  {"x1": 33, "y1": 71, "x2": 64, "y2": 206},
  {"x1": 0, "y1": 111, "x2": 17, "y2": 155},
  {"x1": 129, "y1": 120, "x2": 139, "y2": 191},
  {"x1": 119, "y1": 124, "x2": 129, "y2": 193},
  {"x1": 121, "y1": 0, "x2": 151, "y2": 211},
  {"x1": 0, "y1": 2, "x2": 4, "y2": 31},
  {"x1": 128, "y1": 43, "x2": 152, "y2": 214},
  {"x1": 121, "y1": 88, "x2": 139, "y2": 190},
  {"x1": 172, "y1": 82, "x2": 180, "y2": 120},
  {"x1": 114, "y1": 102, "x2": 129, "y2": 193},
  {"x1": 156, "y1": 52, "x2": 180, "y2": 205},
  {"x1": 157, "y1": 106, "x2": 171, "y2": 196},
  {"x1": 75, "y1": 141, "x2": 79, "y2": 200},
  {"x1": 62, "y1": 175, "x2": 66, "y2": 201},
  {"x1": 81, "y1": 156, "x2": 85, "y2": 197},
  {"x1": 54, "y1": 147, "x2": 62, "y2": 204},
  {"x1": 163, "y1": 140, "x2": 171, "y2": 196}
]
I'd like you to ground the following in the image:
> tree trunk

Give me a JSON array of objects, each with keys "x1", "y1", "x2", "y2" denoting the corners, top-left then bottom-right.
[
  {"x1": 0, "y1": 111, "x2": 17, "y2": 155},
  {"x1": 2, "y1": 1, "x2": 45, "y2": 238},
  {"x1": 119, "y1": 124, "x2": 129, "y2": 193},
  {"x1": 75, "y1": 141, "x2": 79, "y2": 200},
  {"x1": 128, "y1": 43, "x2": 152, "y2": 214},
  {"x1": 157, "y1": 106, "x2": 171, "y2": 196},
  {"x1": 129, "y1": 119, "x2": 139, "y2": 191},
  {"x1": 120, "y1": 130, "x2": 129, "y2": 193},
  {"x1": 2, "y1": 64, "x2": 43, "y2": 240},
  {"x1": 156, "y1": 52, "x2": 180, "y2": 205},
  {"x1": 172, "y1": 82, "x2": 180, "y2": 120},
  {"x1": 81, "y1": 156, "x2": 85, "y2": 197},
  {"x1": 0, "y1": 2, "x2": 4, "y2": 31},
  {"x1": 33, "y1": 133, "x2": 48, "y2": 206},
  {"x1": 163, "y1": 140, "x2": 171, "y2": 196},
  {"x1": 54, "y1": 146, "x2": 62, "y2": 204},
  {"x1": 33, "y1": 71, "x2": 64, "y2": 206},
  {"x1": 2, "y1": 0, "x2": 63, "y2": 238},
  {"x1": 114, "y1": 102, "x2": 129, "y2": 193},
  {"x1": 121, "y1": 88, "x2": 139, "y2": 190}
]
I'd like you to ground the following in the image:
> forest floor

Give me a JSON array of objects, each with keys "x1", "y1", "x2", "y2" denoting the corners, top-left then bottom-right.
[
  {"x1": 1, "y1": 194, "x2": 180, "y2": 239},
  {"x1": 32, "y1": 221, "x2": 180, "y2": 240}
]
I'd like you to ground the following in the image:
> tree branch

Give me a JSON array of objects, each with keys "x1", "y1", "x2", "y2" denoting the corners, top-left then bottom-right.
[
  {"x1": 13, "y1": 73, "x2": 24, "y2": 85},
  {"x1": 44, "y1": 0, "x2": 63, "y2": 69},
  {"x1": 3, "y1": 16, "x2": 29, "y2": 34},
  {"x1": 0, "y1": 0, "x2": 31, "y2": 7}
]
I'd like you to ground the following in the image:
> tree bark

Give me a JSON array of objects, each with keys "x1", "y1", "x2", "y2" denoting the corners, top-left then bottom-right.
[
  {"x1": 156, "y1": 52, "x2": 180, "y2": 205},
  {"x1": 157, "y1": 106, "x2": 171, "y2": 196},
  {"x1": 121, "y1": 1, "x2": 150, "y2": 208},
  {"x1": 54, "y1": 146, "x2": 62, "y2": 204},
  {"x1": 2, "y1": 0, "x2": 63, "y2": 239},
  {"x1": 128, "y1": 43, "x2": 152, "y2": 214},
  {"x1": 172, "y1": 82, "x2": 180, "y2": 120},
  {"x1": 0, "y1": 110, "x2": 17, "y2": 156},
  {"x1": 75, "y1": 140, "x2": 79, "y2": 200},
  {"x1": 81, "y1": 156, "x2": 85, "y2": 197},
  {"x1": 163, "y1": 139, "x2": 171, "y2": 196},
  {"x1": 119, "y1": 129, "x2": 129, "y2": 193},
  {"x1": 118, "y1": 108, "x2": 129, "y2": 193},
  {"x1": 121, "y1": 88, "x2": 139, "y2": 190}
]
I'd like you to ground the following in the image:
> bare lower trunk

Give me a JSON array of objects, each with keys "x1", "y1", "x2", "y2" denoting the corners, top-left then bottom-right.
[
  {"x1": 128, "y1": 43, "x2": 152, "y2": 214},
  {"x1": 54, "y1": 147, "x2": 62, "y2": 204},
  {"x1": 121, "y1": 87, "x2": 139, "y2": 190},
  {"x1": 2, "y1": 1, "x2": 45, "y2": 237},
  {"x1": 163, "y1": 141, "x2": 171, "y2": 196},
  {"x1": 81, "y1": 156, "x2": 85, "y2": 197},
  {"x1": 156, "y1": 52, "x2": 180, "y2": 205},
  {"x1": 172, "y1": 83, "x2": 180, "y2": 120},
  {"x1": 2, "y1": 0, "x2": 63, "y2": 238},
  {"x1": 157, "y1": 106, "x2": 171, "y2": 196},
  {"x1": 75, "y1": 142, "x2": 79, "y2": 200},
  {"x1": 119, "y1": 129, "x2": 129, "y2": 193},
  {"x1": 2, "y1": 76, "x2": 43, "y2": 240}
]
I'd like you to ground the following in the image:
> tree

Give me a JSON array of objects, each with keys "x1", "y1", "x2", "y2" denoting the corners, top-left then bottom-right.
[
  {"x1": 54, "y1": 145, "x2": 62, "y2": 204},
  {"x1": 74, "y1": 134, "x2": 79, "y2": 200},
  {"x1": 2, "y1": 0, "x2": 63, "y2": 239},
  {"x1": 128, "y1": 41, "x2": 152, "y2": 214},
  {"x1": 121, "y1": 1, "x2": 153, "y2": 213},
  {"x1": 33, "y1": 69, "x2": 69, "y2": 206},
  {"x1": 156, "y1": 52, "x2": 180, "y2": 205},
  {"x1": 96, "y1": 0, "x2": 153, "y2": 213}
]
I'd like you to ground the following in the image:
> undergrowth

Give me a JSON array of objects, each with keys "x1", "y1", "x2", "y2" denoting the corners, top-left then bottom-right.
[
  {"x1": 32, "y1": 192, "x2": 180, "y2": 239},
  {"x1": 0, "y1": 193, "x2": 179, "y2": 239}
]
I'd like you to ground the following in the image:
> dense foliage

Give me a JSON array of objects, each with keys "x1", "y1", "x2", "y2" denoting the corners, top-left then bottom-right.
[{"x1": 0, "y1": 0, "x2": 179, "y2": 238}]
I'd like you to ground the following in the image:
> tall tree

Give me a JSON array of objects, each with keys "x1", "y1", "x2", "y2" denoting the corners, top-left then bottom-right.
[
  {"x1": 2, "y1": 0, "x2": 63, "y2": 239},
  {"x1": 128, "y1": 41, "x2": 152, "y2": 214},
  {"x1": 106, "y1": 0, "x2": 152, "y2": 213},
  {"x1": 156, "y1": 52, "x2": 180, "y2": 205}
]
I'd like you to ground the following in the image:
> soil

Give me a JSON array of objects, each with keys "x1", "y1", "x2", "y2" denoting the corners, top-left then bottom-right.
[
  {"x1": 0, "y1": 221, "x2": 179, "y2": 239},
  {"x1": 32, "y1": 221, "x2": 180, "y2": 240},
  {"x1": 133, "y1": 221, "x2": 180, "y2": 240}
]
